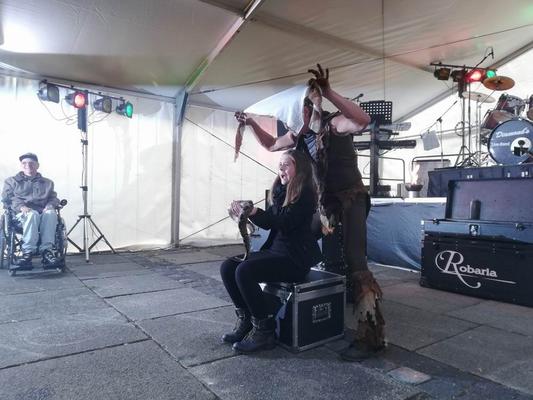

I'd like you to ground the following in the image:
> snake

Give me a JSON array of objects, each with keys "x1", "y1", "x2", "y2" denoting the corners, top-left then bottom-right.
[{"x1": 229, "y1": 200, "x2": 254, "y2": 261}]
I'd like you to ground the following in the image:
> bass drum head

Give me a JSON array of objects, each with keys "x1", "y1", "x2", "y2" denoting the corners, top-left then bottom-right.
[{"x1": 488, "y1": 118, "x2": 533, "y2": 165}]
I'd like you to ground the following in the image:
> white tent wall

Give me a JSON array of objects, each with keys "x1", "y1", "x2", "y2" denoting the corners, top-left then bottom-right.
[
  {"x1": 0, "y1": 75, "x2": 174, "y2": 251},
  {"x1": 179, "y1": 105, "x2": 281, "y2": 246}
]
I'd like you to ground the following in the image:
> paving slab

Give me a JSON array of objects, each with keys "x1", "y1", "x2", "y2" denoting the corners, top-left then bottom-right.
[
  {"x1": 189, "y1": 346, "x2": 422, "y2": 400},
  {"x1": 383, "y1": 281, "x2": 483, "y2": 314},
  {"x1": 418, "y1": 325, "x2": 533, "y2": 395},
  {"x1": 67, "y1": 261, "x2": 152, "y2": 279},
  {"x1": 373, "y1": 271, "x2": 420, "y2": 288},
  {"x1": 106, "y1": 287, "x2": 230, "y2": 321},
  {"x1": 203, "y1": 245, "x2": 244, "y2": 258},
  {"x1": 0, "y1": 287, "x2": 108, "y2": 324},
  {"x1": 182, "y1": 261, "x2": 223, "y2": 282},
  {"x1": 379, "y1": 300, "x2": 478, "y2": 351},
  {"x1": 447, "y1": 300, "x2": 533, "y2": 337},
  {"x1": 388, "y1": 366, "x2": 431, "y2": 384},
  {"x1": 453, "y1": 380, "x2": 533, "y2": 400},
  {"x1": 0, "y1": 308, "x2": 146, "y2": 368},
  {"x1": 0, "y1": 270, "x2": 84, "y2": 295},
  {"x1": 66, "y1": 252, "x2": 131, "y2": 266},
  {"x1": 362, "y1": 344, "x2": 485, "y2": 398},
  {"x1": 0, "y1": 340, "x2": 216, "y2": 400},
  {"x1": 139, "y1": 306, "x2": 237, "y2": 367},
  {"x1": 156, "y1": 250, "x2": 225, "y2": 265},
  {"x1": 84, "y1": 273, "x2": 185, "y2": 298}
]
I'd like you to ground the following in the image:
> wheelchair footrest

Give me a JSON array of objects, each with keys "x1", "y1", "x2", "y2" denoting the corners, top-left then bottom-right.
[{"x1": 8, "y1": 265, "x2": 34, "y2": 272}]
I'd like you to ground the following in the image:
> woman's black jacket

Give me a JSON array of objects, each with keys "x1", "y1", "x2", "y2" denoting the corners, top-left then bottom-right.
[{"x1": 249, "y1": 186, "x2": 322, "y2": 271}]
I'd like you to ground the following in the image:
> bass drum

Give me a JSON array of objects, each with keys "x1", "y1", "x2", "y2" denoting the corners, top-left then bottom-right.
[{"x1": 488, "y1": 118, "x2": 533, "y2": 165}]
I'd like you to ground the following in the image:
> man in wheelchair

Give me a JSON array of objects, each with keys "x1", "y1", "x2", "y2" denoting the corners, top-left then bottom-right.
[{"x1": 1, "y1": 152, "x2": 61, "y2": 269}]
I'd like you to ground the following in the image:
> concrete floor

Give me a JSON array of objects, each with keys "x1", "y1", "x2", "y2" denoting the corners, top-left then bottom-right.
[{"x1": 1, "y1": 245, "x2": 532, "y2": 400}]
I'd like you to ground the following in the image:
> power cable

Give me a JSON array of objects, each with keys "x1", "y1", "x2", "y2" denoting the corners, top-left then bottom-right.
[{"x1": 184, "y1": 117, "x2": 278, "y2": 175}]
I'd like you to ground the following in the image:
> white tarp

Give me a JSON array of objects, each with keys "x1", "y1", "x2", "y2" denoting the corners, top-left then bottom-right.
[{"x1": 0, "y1": 76, "x2": 174, "y2": 251}]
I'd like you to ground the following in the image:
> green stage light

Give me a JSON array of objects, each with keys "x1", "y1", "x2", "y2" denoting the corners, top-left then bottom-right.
[
  {"x1": 116, "y1": 101, "x2": 133, "y2": 118},
  {"x1": 486, "y1": 69, "x2": 496, "y2": 79}
]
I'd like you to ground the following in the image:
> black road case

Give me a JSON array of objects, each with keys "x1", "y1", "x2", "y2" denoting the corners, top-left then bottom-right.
[
  {"x1": 263, "y1": 269, "x2": 345, "y2": 352},
  {"x1": 421, "y1": 178, "x2": 533, "y2": 307}
]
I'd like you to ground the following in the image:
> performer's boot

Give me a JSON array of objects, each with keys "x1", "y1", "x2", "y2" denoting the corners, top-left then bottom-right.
[
  {"x1": 232, "y1": 316, "x2": 276, "y2": 353},
  {"x1": 341, "y1": 270, "x2": 386, "y2": 362},
  {"x1": 222, "y1": 308, "x2": 252, "y2": 344}
]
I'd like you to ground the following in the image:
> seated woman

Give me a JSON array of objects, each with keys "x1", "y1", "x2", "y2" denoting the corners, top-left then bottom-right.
[{"x1": 220, "y1": 149, "x2": 322, "y2": 353}]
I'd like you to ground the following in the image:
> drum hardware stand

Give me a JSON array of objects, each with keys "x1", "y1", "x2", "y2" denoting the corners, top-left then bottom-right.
[
  {"x1": 67, "y1": 101, "x2": 115, "y2": 262},
  {"x1": 454, "y1": 89, "x2": 472, "y2": 167},
  {"x1": 474, "y1": 93, "x2": 494, "y2": 166}
]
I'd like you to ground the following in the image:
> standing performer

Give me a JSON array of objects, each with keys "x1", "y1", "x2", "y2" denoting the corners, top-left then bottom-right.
[{"x1": 234, "y1": 64, "x2": 385, "y2": 361}]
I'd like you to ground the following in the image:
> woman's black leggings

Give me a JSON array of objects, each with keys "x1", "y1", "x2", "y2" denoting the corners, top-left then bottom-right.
[{"x1": 220, "y1": 251, "x2": 307, "y2": 319}]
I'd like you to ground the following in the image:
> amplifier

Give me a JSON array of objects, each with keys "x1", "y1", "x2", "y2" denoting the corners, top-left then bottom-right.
[
  {"x1": 421, "y1": 234, "x2": 533, "y2": 307},
  {"x1": 263, "y1": 269, "x2": 345, "y2": 352}
]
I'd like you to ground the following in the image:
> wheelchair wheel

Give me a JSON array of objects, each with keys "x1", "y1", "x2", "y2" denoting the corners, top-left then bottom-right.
[
  {"x1": 0, "y1": 214, "x2": 6, "y2": 270},
  {"x1": 56, "y1": 217, "x2": 68, "y2": 267}
]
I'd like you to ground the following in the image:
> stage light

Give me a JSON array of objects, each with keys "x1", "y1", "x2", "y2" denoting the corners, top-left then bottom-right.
[
  {"x1": 116, "y1": 101, "x2": 133, "y2": 118},
  {"x1": 433, "y1": 67, "x2": 451, "y2": 80},
  {"x1": 450, "y1": 69, "x2": 465, "y2": 83},
  {"x1": 466, "y1": 69, "x2": 484, "y2": 83},
  {"x1": 93, "y1": 96, "x2": 112, "y2": 113},
  {"x1": 37, "y1": 82, "x2": 60, "y2": 103},
  {"x1": 65, "y1": 91, "x2": 87, "y2": 109},
  {"x1": 486, "y1": 69, "x2": 496, "y2": 79}
]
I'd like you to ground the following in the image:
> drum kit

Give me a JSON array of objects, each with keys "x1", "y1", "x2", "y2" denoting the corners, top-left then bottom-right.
[{"x1": 469, "y1": 76, "x2": 533, "y2": 165}]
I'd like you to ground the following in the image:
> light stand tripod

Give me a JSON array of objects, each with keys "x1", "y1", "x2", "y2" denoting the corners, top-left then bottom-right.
[
  {"x1": 67, "y1": 94, "x2": 115, "y2": 262},
  {"x1": 454, "y1": 74, "x2": 474, "y2": 167}
]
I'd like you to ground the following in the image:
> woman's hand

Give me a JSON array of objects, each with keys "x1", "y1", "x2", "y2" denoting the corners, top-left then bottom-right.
[
  {"x1": 234, "y1": 112, "x2": 251, "y2": 125},
  {"x1": 20, "y1": 206, "x2": 31, "y2": 214},
  {"x1": 230, "y1": 200, "x2": 243, "y2": 217}
]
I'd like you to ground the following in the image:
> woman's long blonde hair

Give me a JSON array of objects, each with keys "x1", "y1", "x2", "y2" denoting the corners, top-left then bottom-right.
[{"x1": 270, "y1": 149, "x2": 317, "y2": 207}]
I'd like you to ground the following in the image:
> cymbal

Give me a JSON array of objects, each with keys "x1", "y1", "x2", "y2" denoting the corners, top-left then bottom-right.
[
  {"x1": 463, "y1": 91, "x2": 496, "y2": 103},
  {"x1": 483, "y1": 76, "x2": 515, "y2": 91}
]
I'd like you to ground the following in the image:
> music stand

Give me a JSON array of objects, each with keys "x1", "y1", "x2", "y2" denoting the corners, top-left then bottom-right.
[{"x1": 360, "y1": 101, "x2": 393, "y2": 196}]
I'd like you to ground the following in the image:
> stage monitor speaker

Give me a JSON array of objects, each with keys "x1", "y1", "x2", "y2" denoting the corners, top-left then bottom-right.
[{"x1": 414, "y1": 159, "x2": 450, "y2": 197}]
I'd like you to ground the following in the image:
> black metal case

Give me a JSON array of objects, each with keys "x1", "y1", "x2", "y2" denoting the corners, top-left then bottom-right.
[
  {"x1": 263, "y1": 269, "x2": 345, "y2": 352},
  {"x1": 421, "y1": 235, "x2": 533, "y2": 306},
  {"x1": 421, "y1": 178, "x2": 533, "y2": 306}
]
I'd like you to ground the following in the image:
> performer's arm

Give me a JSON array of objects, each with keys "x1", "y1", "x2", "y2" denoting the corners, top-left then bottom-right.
[
  {"x1": 235, "y1": 113, "x2": 296, "y2": 152},
  {"x1": 308, "y1": 64, "x2": 371, "y2": 136}
]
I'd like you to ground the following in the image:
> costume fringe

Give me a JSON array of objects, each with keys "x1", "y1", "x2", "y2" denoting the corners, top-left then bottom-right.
[{"x1": 351, "y1": 270, "x2": 386, "y2": 350}]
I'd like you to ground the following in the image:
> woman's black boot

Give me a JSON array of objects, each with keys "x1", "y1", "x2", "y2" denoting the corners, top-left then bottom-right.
[
  {"x1": 222, "y1": 308, "x2": 252, "y2": 344},
  {"x1": 232, "y1": 316, "x2": 276, "y2": 353}
]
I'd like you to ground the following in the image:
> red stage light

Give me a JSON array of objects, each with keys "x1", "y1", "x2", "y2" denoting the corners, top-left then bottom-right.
[
  {"x1": 466, "y1": 69, "x2": 484, "y2": 83},
  {"x1": 65, "y1": 91, "x2": 87, "y2": 109}
]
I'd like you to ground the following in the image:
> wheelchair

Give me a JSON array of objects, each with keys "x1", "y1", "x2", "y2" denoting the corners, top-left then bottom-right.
[{"x1": 0, "y1": 199, "x2": 68, "y2": 276}]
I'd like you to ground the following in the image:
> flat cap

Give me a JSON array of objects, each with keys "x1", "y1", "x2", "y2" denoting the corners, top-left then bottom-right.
[{"x1": 19, "y1": 153, "x2": 38, "y2": 162}]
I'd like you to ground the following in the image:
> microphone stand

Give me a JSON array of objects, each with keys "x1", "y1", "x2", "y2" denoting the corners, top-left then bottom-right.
[{"x1": 424, "y1": 100, "x2": 458, "y2": 167}]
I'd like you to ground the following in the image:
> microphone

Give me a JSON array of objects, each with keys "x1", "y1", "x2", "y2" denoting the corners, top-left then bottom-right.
[
  {"x1": 351, "y1": 93, "x2": 364, "y2": 101},
  {"x1": 489, "y1": 47, "x2": 494, "y2": 59}
]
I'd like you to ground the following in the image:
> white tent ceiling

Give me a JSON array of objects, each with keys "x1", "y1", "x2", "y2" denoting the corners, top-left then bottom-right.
[{"x1": 1, "y1": 0, "x2": 532, "y2": 120}]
